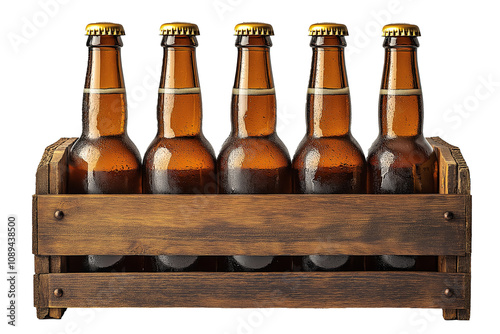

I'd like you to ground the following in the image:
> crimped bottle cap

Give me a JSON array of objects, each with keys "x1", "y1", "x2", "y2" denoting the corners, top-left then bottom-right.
[
  {"x1": 234, "y1": 22, "x2": 274, "y2": 36},
  {"x1": 160, "y1": 22, "x2": 200, "y2": 36},
  {"x1": 382, "y1": 23, "x2": 420, "y2": 37},
  {"x1": 309, "y1": 23, "x2": 348, "y2": 36},
  {"x1": 85, "y1": 22, "x2": 125, "y2": 36}
]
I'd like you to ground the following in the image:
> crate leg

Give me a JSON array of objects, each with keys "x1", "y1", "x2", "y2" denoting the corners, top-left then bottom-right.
[
  {"x1": 439, "y1": 256, "x2": 457, "y2": 320},
  {"x1": 34, "y1": 256, "x2": 66, "y2": 319}
]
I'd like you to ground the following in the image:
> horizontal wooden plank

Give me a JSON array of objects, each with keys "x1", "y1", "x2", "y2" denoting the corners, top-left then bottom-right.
[
  {"x1": 42, "y1": 272, "x2": 468, "y2": 309},
  {"x1": 36, "y1": 194, "x2": 468, "y2": 256}
]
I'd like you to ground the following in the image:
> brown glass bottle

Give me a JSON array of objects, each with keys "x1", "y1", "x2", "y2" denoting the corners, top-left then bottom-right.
[
  {"x1": 67, "y1": 23, "x2": 142, "y2": 272},
  {"x1": 367, "y1": 24, "x2": 438, "y2": 271},
  {"x1": 143, "y1": 23, "x2": 217, "y2": 272},
  {"x1": 217, "y1": 23, "x2": 292, "y2": 272},
  {"x1": 293, "y1": 24, "x2": 366, "y2": 272}
]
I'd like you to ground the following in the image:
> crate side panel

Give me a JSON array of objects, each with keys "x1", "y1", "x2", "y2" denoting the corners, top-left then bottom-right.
[
  {"x1": 37, "y1": 194, "x2": 466, "y2": 256},
  {"x1": 44, "y1": 272, "x2": 468, "y2": 309}
]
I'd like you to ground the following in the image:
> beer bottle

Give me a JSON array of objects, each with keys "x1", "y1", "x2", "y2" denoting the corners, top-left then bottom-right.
[
  {"x1": 367, "y1": 24, "x2": 438, "y2": 271},
  {"x1": 217, "y1": 23, "x2": 292, "y2": 272},
  {"x1": 143, "y1": 23, "x2": 217, "y2": 272},
  {"x1": 292, "y1": 23, "x2": 366, "y2": 271},
  {"x1": 68, "y1": 23, "x2": 142, "y2": 272}
]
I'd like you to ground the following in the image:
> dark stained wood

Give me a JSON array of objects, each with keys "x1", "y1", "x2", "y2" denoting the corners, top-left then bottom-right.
[
  {"x1": 451, "y1": 145, "x2": 471, "y2": 320},
  {"x1": 33, "y1": 137, "x2": 471, "y2": 320},
  {"x1": 34, "y1": 256, "x2": 50, "y2": 274},
  {"x1": 49, "y1": 138, "x2": 74, "y2": 195},
  {"x1": 33, "y1": 138, "x2": 74, "y2": 319},
  {"x1": 33, "y1": 139, "x2": 68, "y2": 256},
  {"x1": 428, "y1": 138, "x2": 457, "y2": 195},
  {"x1": 429, "y1": 138, "x2": 459, "y2": 320},
  {"x1": 34, "y1": 274, "x2": 49, "y2": 308},
  {"x1": 42, "y1": 272, "x2": 468, "y2": 309},
  {"x1": 35, "y1": 138, "x2": 68, "y2": 194},
  {"x1": 430, "y1": 137, "x2": 471, "y2": 320},
  {"x1": 46, "y1": 138, "x2": 74, "y2": 319},
  {"x1": 34, "y1": 139, "x2": 64, "y2": 319},
  {"x1": 35, "y1": 194, "x2": 467, "y2": 256}
]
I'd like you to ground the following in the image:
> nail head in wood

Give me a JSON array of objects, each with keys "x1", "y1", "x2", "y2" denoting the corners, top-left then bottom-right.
[
  {"x1": 54, "y1": 289, "x2": 64, "y2": 298},
  {"x1": 54, "y1": 210, "x2": 64, "y2": 220},
  {"x1": 444, "y1": 211, "x2": 454, "y2": 220},
  {"x1": 444, "y1": 288, "x2": 453, "y2": 298}
]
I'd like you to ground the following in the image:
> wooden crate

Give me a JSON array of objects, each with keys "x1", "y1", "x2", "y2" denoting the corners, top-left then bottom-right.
[{"x1": 32, "y1": 137, "x2": 471, "y2": 320}]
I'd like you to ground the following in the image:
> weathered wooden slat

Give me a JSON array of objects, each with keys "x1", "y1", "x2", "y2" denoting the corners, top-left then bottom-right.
[
  {"x1": 34, "y1": 139, "x2": 66, "y2": 319},
  {"x1": 36, "y1": 194, "x2": 467, "y2": 256},
  {"x1": 428, "y1": 137, "x2": 459, "y2": 320},
  {"x1": 428, "y1": 138, "x2": 457, "y2": 195},
  {"x1": 49, "y1": 138, "x2": 74, "y2": 195},
  {"x1": 453, "y1": 146, "x2": 472, "y2": 321},
  {"x1": 34, "y1": 138, "x2": 68, "y2": 256},
  {"x1": 47, "y1": 138, "x2": 74, "y2": 319},
  {"x1": 430, "y1": 137, "x2": 471, "y2": 320},
  {"x1": 33, "y1": 137, "x2": 471, "y2": 320},
  {"x1": 42, "y1": 272, "x2": 468, "y2": 309},
  {"x1": 33, "y1": 138, "x2": 74, "y2": 319}
]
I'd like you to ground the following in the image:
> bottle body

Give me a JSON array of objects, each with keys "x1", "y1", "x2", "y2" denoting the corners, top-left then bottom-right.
[
  {"x1": 143, "y1": 32, "x2": 217, "y2": 272},
  {"x1": 67, "y1": 32, "x2": 143, "y2": 272},
  {"x1": 367, "y1": 33, "x2": 438, "y2": 271},
  {"x1": 292, "y1": 33, "x2": 366, "y2": 271},
  {"x1": 217, "y1": 31, "x2": 292, "y2": 272}
]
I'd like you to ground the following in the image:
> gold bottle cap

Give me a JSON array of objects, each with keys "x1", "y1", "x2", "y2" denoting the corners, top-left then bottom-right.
[
  {"x1": 382, "y1": 23, "x2": 420, "y2": 37},
  {"x1": 160, "y1": 22, "x2": 200, "y2": 36},
  {"x1": 85, "y1": 22, "x2": 125, "y2": 36},
  {"x1": 234, "y1": 22, "x2": 274, "y2": 36},
  {"x1": 309, "y1": 23, "x2": 348, "y2": 36}
]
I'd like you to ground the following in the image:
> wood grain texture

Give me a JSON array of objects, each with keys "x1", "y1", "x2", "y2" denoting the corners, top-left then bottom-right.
[
  {"x1": 32, "y1": 137, "x2": 471, "y2": 319},
  {"x1": 429, "y1": 137, "x2": 471, "y2": 320},
  {"x1": 36, "y1": 194, "x2": 467, "y2": 256},
  {"x1": 42, "y1": 272, "x2": 468, "y2": 309},
  {"x1": 33, "y1": 139, "x2": 67, "y2": 256},
  {"x1": 451, "y1": 145, "x2": 471, "y2": 320},
  {"x1": 47, "y1": 138, "x2": 74, "y2": 319},
  {"x1": 428, "y1": 138, "x2": 457, "y2": 195},
  {"x1": 429, "y1": 138, "x2": 459, "y2": 320},
  {"x1": 49, "y1": 138, "x2": 74, "y2": 195},
  {"x1": 33, "y1": 138, "x2": 74, "y2": 319}
]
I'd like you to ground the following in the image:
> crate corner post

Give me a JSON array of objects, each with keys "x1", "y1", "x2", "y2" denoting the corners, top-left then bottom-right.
[
  {"x1": 428, "y1": 137, "x2": 471, "y2": 320},
  {"x1": 33, "y1": 138, "x2": 76, "y2": 319}
]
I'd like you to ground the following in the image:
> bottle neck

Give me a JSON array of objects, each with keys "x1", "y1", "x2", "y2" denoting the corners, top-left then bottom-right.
[
  {"x1": 307, "y1": 36, "x2": 351, "y2": 138},
  {"x1": 379, "y1": 36, "x2": 423, "y2": 138},
  {"x1": 158, "y1": 36, "x2": 202, "y2": 138},
  {"x1": 231, "y1": 35, "x2": 276, "y2": 137},
  {"x1": 83, "y1": 36, "x2": 127, "y2": 138}
]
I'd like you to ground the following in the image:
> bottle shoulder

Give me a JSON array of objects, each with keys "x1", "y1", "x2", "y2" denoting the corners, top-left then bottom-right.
[
  {"x1": 144, "y1": 136, "x2": 216, "y2": 170},
  {"x1": 293, "y1": 135, "x2": 366, "y2": 168},
  {"x1": 367, "y1": 135, "x2": 435, "y2": 166},
  {"x1": 218, "y1": 135, "x2": 291, "y2": 169},
  {"x1": 69, "y1": 135, "x2": 141, "y2": 170}
]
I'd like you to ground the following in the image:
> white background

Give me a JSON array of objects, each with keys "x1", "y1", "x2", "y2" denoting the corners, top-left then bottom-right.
[{"x1": 1, "y1": 0, "x2": 498, "y2": 333}]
